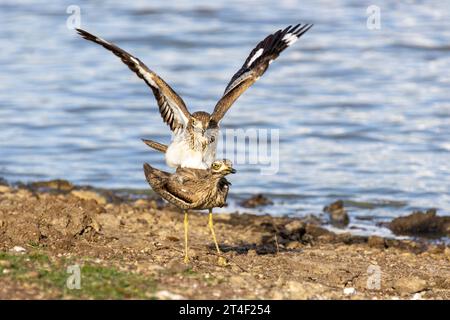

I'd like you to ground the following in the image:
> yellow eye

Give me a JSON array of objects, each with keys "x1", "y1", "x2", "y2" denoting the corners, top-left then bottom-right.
[{"x1": 212, "y1": 163, "x2": 221, "y2": 170}]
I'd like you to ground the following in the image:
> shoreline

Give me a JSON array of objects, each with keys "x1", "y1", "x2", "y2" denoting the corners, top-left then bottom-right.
[{"x1": 0, "y1": 179, "x2": 449, "y2": 299}]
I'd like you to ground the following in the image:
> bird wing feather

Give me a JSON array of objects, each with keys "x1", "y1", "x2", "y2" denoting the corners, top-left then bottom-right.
[
  {"x1": 77, "y1": 28, "x2": 191, "y2": 132},
  {"x1": 211, "y1": 24, "x2": 313, "y2": 123}
]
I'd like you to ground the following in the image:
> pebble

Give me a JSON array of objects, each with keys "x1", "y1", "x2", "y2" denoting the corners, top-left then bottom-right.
[
  {"x1": 239, "y1": 194, "x2": 273, "y2": 208},
  {"x1": 285, "y1": 220, "x2": 304, "y2": 233},
  {"x1": 10, "y1": 246, "x2": 27, "y2": 253},
  {"x1": 286, "y1": 241, "x2": 302, "y2": 249},
  {"x1": 133, "y1": 199, "x2": 148, "y2": 207},
  {"x1": 0, "y1": 260, "x2": 12, "y2": 267},
  {"x1": 367, "y1": 236, "x2": 386, "y2": 249},
  {"x1": 0, "y1": 185, "x2": 11, "y2": 193},
  {"x1": 412, "y1": 293, "x2": 422, "y2": 300},
  {"x1": 155, "y1": 290, "x2": 186, "y2": 300},
  {"x1": 70, "y1": 190, "x2": 107, "y2": 205},
  {"x1": 324, "y1": 200, "x2": 349, "y2": 227},
  {"x1": 343, "y1": 287, "x2": 356, "y2": 295},
  {"x1": 394, "y1": 277, "x2": 427, "y2": 294}
]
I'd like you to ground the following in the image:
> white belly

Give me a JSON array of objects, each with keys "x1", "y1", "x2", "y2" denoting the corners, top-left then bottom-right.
[
  {"x1": 165, "y1": 128, "x2": 219, "y2": 169},
  {"x1": 166, "y1": 139, "x2": 208, "y2": 169}
]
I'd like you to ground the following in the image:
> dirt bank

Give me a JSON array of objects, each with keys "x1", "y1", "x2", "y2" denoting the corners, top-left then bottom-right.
[{"x1": 0, "y1": 181, "x2": 449, "y2": 299}]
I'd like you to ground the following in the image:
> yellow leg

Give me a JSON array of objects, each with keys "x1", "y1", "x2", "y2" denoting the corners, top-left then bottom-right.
[
  {"x1": 184, "y1": 210, "x2": 189, "y2": 264},
  {"x1": 208, "y1": 209, "x2": 221, "y2": 255}
]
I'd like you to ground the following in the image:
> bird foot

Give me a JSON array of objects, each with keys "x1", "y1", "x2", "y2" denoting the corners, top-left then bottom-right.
[{"x1": 217, "y1": 256, "x2": 228, "y2": 267}]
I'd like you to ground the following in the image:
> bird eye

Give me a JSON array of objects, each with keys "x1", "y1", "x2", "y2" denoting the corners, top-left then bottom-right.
[{"x1": 212, "y1": 163, "x2": 221, "y2": 170}]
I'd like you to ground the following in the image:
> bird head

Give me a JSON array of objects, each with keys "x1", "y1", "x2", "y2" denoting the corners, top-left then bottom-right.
[
  {"x1": 190, "y1": 111, "x2": 213, "y2": 134},
  {"x1": 211, "y1": 159, "x2": 236, "y2": 176}
]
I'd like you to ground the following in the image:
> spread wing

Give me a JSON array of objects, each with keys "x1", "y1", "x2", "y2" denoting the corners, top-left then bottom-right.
[
  {"x1": 76, "y1": 29, "x2": 191, "y2": 132},
  {"x1": 211, "y1": 24, "x2": 313, "y2": 123}
]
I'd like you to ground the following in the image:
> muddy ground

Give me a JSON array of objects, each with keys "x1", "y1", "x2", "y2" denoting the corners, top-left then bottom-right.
[{"x1": 0, "y1": 181, "x2": 449, "y2": 300}]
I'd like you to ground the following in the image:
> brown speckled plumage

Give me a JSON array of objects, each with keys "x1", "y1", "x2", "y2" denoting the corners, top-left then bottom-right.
[{"x1": 143, "y1": 160, "x2": 235, "y2": 210}]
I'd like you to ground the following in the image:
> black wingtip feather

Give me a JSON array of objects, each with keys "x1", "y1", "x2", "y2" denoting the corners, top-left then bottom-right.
[{"x1": 294, "y1": 23, "x2": 313, "y2": 38}]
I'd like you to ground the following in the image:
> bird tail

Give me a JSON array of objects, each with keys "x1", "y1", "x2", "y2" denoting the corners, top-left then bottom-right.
[
  {"x1": 142, "y1": 139, "x2": 168, "y2": 153},
  {"x1": 143, "y1": 163, "x2": 191, "y2": 209},
  {"x1": 143, "y1": 163, "x2": 166, "y2": 188}
]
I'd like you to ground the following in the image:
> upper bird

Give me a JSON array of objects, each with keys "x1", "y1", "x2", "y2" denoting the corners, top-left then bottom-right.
[{"x1": 76, "y1": 24, "x2": 313, "y2": 169}]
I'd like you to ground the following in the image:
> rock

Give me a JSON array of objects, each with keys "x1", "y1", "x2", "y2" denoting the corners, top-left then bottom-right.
[
  {"x1": 368, "y1": 236, "x2": 386, "y2": 249},
  {"x1": 394, "y1": 277, "x2": 427, "y2": 294},
  {"x1": 286, "y1": 241, "x2": 302, "y2": 249},
  {"x1": 155, "y1": 290, "x2": 186, "y2": 300},
  {"x1": 133, "y1": 199, "x2": 148, "y2": 207},
  {"x1": 343, "y1": 287, "x2": 356, "y2": 295},
  {"x1": 0, "y1": 260, "x2": 12, "y2": 267},
  {"x1": 30, "y1": 179, "x2": 74, "y2": 192},
  {"x1": 323, "y1": 200, "x2": 349, "y2": 227},
  {"x1": 0, "y1": 185, "x2": 11, "y2": 193},
  {"x1": 412, "y1": 293, "x2": 422, "y2": 300},
  {"x1": 71, "y1": 190, "x2": 107, "y2": 205},
  {"x1": 10, "y1": 246, "x2": 26, "y2": 253},
  {"x1": 305, "y1": 224, "x2": 333, "y2": 238},
  {"x1": 389, "y1": 209, "x2": 450, "y2": 237},
  {"x1": 285, "y1": 220, "x2": 304, "y2": 233},
  {"x1": 239, "y1": 194, "x2": 273, "y2": 208}
]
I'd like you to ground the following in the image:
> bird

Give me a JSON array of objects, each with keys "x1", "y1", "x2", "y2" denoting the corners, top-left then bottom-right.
[
  {"x1": 76, "y1": 24, "x2": 313, "y2": 169},
  {"x1": 143, "y1": 159, "x2": 236, "y2": 264}
]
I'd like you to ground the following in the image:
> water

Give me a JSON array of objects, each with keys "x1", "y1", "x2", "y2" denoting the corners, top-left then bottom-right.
[{"x1": 1, "y1": 0, "x2": 450, "y2": 237}]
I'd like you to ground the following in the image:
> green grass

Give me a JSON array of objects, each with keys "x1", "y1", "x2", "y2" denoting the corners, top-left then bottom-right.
[{"x1": 0, "y1": 251, "x2": 157, "y2": 299}]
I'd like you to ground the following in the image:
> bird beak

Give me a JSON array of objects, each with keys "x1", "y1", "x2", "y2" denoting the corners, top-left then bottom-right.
[{"x1": 229, "y1": 168, "x2": 236, "y2": 174}]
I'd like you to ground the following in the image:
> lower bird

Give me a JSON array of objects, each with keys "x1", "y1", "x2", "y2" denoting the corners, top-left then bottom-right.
[{"x1": 143, "y1": 159, "x2": 235, "y2": 264}]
